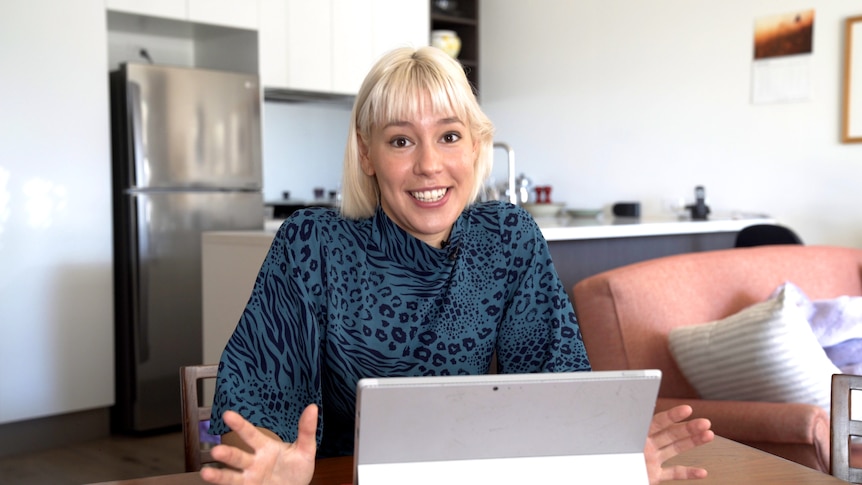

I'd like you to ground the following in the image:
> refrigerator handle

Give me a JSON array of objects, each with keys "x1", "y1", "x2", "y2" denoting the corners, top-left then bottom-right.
[
  {"x1": 129, "y1": 193, "x2": 150, "y2": 363},
  {"x1": 127, "y1": 82, "x2": 147, "y2": 187}
]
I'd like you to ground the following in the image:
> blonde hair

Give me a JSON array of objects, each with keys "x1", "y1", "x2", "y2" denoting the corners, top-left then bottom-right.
[{"x1": 340, "y1": 46, "x2": 495, "y2": 219}]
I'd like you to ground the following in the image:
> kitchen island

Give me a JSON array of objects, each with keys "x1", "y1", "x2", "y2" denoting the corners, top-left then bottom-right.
[
  {"x1": 202, "y1": 214, "x2": 772, "y2": 365},
  {"x1": 538, "y1": 214, "x2": 773, "y2": 301}
]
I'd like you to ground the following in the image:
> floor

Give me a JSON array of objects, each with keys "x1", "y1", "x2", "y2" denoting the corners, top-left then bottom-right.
[{"x1": 0, "y1": 431, "x2": 186, "y2": 485}]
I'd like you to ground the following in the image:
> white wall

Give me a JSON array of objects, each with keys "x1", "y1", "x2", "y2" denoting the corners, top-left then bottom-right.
[
  {"x1": 481, "y1": 0, "x2": 862, "y2": 247},
  {"x1": 0, "y1": 1, "x2": 114, "y2": 424}
]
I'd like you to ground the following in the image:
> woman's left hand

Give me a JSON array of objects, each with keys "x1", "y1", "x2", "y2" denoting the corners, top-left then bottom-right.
[{"x1": 645, "y1": 404, "x2": 714, "y2": 484}]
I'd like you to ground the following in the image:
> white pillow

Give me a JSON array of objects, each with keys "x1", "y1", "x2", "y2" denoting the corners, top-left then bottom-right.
[{"x1": 668, "y1": 283, "x2": 840, "y2": 410}]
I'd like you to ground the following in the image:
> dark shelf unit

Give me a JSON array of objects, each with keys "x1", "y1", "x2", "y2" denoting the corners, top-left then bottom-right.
[{"x1": 431, "y1": 0, "x2": 479, "y2": 94}]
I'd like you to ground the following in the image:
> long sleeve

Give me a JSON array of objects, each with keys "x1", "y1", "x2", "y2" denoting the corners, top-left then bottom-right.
[{"x1": 209, "y1": 217, "x2": 323, "y2": 445}]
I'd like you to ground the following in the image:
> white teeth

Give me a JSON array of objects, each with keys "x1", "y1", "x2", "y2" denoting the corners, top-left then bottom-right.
[{"x1": 411, "y1": 188, "x2": 447, "y2": 202}]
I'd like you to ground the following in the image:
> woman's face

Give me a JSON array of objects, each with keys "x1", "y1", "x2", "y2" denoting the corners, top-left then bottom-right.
[{"x1": 358, "y1": 100, "x2": 477, "y2": 248}]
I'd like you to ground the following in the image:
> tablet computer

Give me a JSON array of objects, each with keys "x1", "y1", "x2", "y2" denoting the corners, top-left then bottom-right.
[{"x1": 353, "y1": 369, "x2": 661, "y2": 485}]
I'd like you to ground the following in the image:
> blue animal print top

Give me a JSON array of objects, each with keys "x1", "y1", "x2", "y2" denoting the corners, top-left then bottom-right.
[{"x1": 209, "y1": 201, "x2": 591, "y2": 456}]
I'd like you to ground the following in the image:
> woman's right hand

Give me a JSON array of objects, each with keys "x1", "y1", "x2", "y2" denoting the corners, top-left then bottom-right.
[{"x1": 200, "y1": 404, "x2": 319, "y2": 485}]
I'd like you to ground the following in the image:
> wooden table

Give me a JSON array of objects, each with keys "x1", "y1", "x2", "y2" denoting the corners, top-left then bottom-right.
[
  {"x1": 663, "y1": 436, "x2": 842, "y2": 484},
  {"x1": 87, "y1": 436, "x2": 844, "y2": 485}
]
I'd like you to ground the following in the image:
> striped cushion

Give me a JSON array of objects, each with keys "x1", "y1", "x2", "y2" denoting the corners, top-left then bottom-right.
[{"x1": 668, "y1": 283, "x2": 840, "y2": 410}]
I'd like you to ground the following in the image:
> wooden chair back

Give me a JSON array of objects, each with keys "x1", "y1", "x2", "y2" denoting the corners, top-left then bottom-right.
[
  {"x1": 831, "y1": 374, "x2": 862, "y2": 483},
  {"x1": 180, "y1": 364, "x2": 220, "y2": 472}
]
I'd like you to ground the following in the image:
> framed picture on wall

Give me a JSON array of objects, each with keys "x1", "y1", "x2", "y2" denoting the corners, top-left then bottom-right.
[{"x1": 842, "y1": 15, "x2": 862, "y2": 143}]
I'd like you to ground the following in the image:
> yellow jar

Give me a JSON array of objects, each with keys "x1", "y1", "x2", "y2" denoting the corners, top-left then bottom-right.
[{"x1": 431, "y1": 30, "x2": 461, "y2": 59}]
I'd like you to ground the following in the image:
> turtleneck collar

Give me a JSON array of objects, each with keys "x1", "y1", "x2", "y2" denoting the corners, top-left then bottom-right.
[{"x1": 370, "y1": 206, "x2": 470, "y2": 267}]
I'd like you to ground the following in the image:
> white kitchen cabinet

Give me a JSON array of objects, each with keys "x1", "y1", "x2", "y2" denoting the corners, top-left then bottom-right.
[
  {"x1": 105, "y1": 0, "x2": 187, "y2": 20},
  {"x1": 260, "y1": 0, "x2": 334, "y2": 92},
  {"x1": 286, "y1": 0, "x2": 332, "y2": 92},
  {"x1": 106, "y1": 0, "x2": 259, "y2": 30},
  {"x1": 258, "y1": 0, "x2": 289, "y2": 89},
  {"x1": 331, "y1": 0, "x2": 373, "y2": 94},
  {"x1": 0, "y1": 0, "x2": 113, "y2": 424},
  {"x1": 188, "y1": 0, "x2": 258, "y2": 30},
  {"x1": 261, "y1": 0, "x2": 428, "y2": 94},
  {"x1": 368, "y1": 0, "x2": 430, "y2": 70}
]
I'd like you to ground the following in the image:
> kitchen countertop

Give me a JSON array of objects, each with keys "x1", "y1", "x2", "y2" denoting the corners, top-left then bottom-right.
[
  {"x1": 227, "y1": 212, "x2": 773, "y2": 242},
  {"x1": 536, "y1": 212, "x2": 773, "y2": 241}
]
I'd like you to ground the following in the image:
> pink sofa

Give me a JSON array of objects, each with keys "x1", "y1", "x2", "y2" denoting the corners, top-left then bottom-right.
[{"x1": 572, "y1": 245, "x2": 862, "y2": 473}]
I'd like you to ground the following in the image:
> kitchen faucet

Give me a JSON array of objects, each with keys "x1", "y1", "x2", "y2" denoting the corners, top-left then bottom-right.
[{"x1": 493, "y1": 142, "x2": 517, "y2": 205}]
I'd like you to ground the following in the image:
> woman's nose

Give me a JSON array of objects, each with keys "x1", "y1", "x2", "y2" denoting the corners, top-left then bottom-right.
[{"x1": 415, "y1": 144, "x2": 443, "y2": 174}]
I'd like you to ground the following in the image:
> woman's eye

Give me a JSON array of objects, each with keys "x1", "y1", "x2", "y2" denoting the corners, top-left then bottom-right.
[
  {"x1": 442, "y1": 132, "x2": 462, "y2": 143},
  {"x1": 389, "y1": 136, "x2": 413, "y2": 148}
]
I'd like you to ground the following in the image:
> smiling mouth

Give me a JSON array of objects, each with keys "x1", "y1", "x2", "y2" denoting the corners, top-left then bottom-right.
[{"x1": 411, "y1": 188, "x2": 448, "y2": 202}]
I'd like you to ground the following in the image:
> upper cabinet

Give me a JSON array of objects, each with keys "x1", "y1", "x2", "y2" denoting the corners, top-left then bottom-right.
[
  {"x1": 106, "y1": 0, "x2": 186, "y2": 21},
  {"x1": 106, "y1": 1, "x2": 259, "y2": 75},
  {"x1": 261, "y1": 0, "x2": 428, "y2": 96},
  {"x1": 107, "y1": 0, "x2": 428, "y2": 96},
  {"x1": 106, "y1": 0, "x2": 259, "y2": 30},
  {"x1": 430, "y1": 0, "x2": 479, "y2": 94},
  {"x1": 259, "y1": 0, "x2": 330, "y2": 94},
  {"x1": 188, "y1": 0, "x2": 259, "y2": 30}
]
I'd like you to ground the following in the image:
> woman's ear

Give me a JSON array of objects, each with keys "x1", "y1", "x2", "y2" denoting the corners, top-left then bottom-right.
[{"x1": 357, "y1": 132, "x2": 375, "y2": 176}]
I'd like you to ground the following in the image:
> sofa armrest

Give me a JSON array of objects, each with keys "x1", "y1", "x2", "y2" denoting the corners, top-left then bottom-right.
[{"x1": 655, "y1": 397, "x2": 829, "y2": 445}]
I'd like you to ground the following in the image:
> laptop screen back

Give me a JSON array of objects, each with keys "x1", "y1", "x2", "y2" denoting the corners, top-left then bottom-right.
[{"x1": 353, "y1": 369, "x2": 661, "y2": 485}]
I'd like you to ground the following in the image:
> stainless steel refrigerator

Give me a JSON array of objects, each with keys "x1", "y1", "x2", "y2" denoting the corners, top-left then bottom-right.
[{"x1": 109, "y1": 63, "x2": 264, "y2": 433}]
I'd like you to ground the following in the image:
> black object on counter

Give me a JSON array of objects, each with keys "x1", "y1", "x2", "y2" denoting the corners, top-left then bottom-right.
[
  {"x1": 612, "y1": 202, "x2": 640, "y2": 218},
  {"x1": 686, "y1": 185, "x2": 710, "y2": 220}
]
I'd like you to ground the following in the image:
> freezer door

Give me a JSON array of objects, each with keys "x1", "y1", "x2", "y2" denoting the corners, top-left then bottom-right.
[
  {"x1": 116, "y1": 190, "x2": 263, "y2": 431},
  {"x1": 122, "y1": 63, "x2": 262, "y2": 190}
]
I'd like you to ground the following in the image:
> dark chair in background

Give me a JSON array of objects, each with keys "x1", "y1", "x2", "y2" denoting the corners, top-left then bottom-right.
[
  {"x1": 735, "y1": 224, "x2": 803, "y2": 247},
  {"x1": 831, "y1": 374, "x2": 862, "y2": 483},
  {"x1": 180, "y1": 364, "x2": 220, "y2": 472}
]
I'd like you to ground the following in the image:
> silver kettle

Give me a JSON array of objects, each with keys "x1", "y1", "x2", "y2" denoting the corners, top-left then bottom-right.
[{"x1": 514, "y1": 173, "x2": 531, "y2": 204}]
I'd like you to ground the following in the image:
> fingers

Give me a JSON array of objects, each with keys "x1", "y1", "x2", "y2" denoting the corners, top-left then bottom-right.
[
  {"x1": 654, "y1": 419, "x2": 713, "y2": 454},
  {"x1": 223, "y1": 410, "x2": 272, "y2": 453},
  {"x1": 649, "y1": 405, "x2": 693, "y2": 435},
  {"x1": 650, "y1": 406, "x2": 712, "y2": 449},
  {"x1": 659, "y1": 465, "x2": 709, "y2": 482},
  {"x1": 201, "y1": 408, "x2": 319, "y2": 485},
  {"x1": 208, "y1": 442, "x2": 254, "y2": 474},
  {"x1": 649, "y1": 405, "x2": 715, "y2": 466},
  {"x1": 211, "y1": 411, "x2": 277, "y2": 473},
  {"x1": 644, "y1": 405, "x2": 715, "y2": 483},
  {"x1": 200, "y1": 464, "x2": 242, "y2": 485},
  {"x1": 294, "y1": 404, "x2": 319, "y2": 457},
  {"x1": 660, "y1": 426, "x2": 714, "y2": 460},
  {"x1": 690, "y1": 427, "x2": 715, "y2": 450}
]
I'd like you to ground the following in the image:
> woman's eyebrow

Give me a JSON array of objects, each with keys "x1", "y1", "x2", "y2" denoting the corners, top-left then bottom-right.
[
  {"x1": 380, "y1": 119, "x2": 411, "y2": 130},
  {"x1": 438, "y1": 116, "x2": 462, "y2": 125},
  {"x1": 380, "y1": 116, "x2": 463, "y2": 130}
]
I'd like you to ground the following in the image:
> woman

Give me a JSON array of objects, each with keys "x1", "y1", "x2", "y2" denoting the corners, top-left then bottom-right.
[{"x1": 203, "y1": 46, "x2": 713, "y2": 485}]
